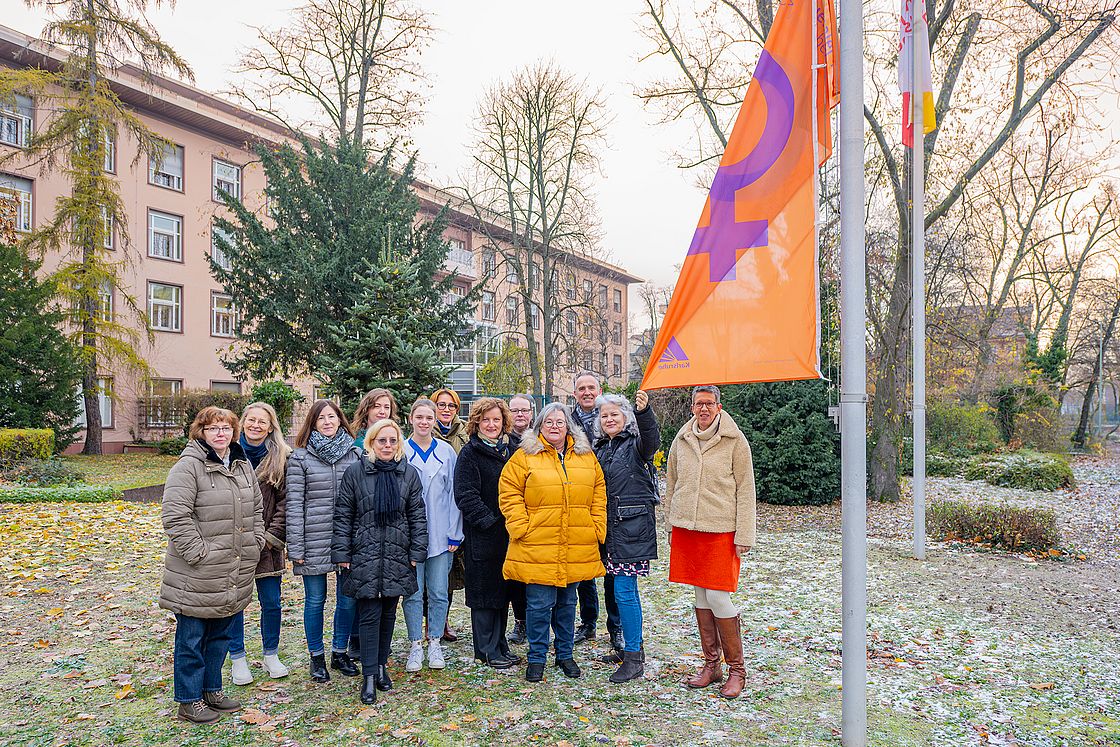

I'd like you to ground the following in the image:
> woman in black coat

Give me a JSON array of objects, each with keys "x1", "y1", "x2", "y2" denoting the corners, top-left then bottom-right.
[
  {"x1": 453, "y1": 397, "x2": 521, "y2": 670},
  {"x1": 332, "y1": 419, "x2": 428, "y2": 704},
  {"x1": 593, "y1": 390, "x2": 660, "y2": 683}
]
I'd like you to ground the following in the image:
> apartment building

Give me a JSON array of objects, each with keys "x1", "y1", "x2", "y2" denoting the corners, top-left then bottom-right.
[{"x1": 0, "y1": 24, "x2": 640, "y2": 452}]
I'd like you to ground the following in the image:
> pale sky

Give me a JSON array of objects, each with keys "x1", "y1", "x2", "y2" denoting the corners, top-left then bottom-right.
[{"x1": 5, "y1": 1, "x2": 703, "y2": 291}]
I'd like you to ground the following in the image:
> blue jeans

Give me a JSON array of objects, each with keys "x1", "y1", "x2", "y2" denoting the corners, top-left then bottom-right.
[
  {"x1": 302, "y1": 572, "x2": 356, "y2": 655},
  {"x1": 525, "y1": 582, "x2": 578, "y2": 664},
  {"x1": 173, "y1": 613, "x2": 235, "y2": 703},
  {"x1": 402, "y1": 550, "x2": 454, "y2": 641},
  {"x1": 228, "y1": 576, "x2": 282, "y2": 658},
  {"x1": 611, "y1": 574, "x2": 643, "y2": 652}
]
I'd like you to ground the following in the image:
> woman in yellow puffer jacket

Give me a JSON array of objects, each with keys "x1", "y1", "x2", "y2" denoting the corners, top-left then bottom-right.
[{"x1": 499, "y1": 402, "x2": 606, "y2": 683}]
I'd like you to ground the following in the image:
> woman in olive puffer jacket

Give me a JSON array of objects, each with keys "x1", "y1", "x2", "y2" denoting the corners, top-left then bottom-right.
[{"x1": 332, "y1": 419, "x2": 428, "y2": 704}]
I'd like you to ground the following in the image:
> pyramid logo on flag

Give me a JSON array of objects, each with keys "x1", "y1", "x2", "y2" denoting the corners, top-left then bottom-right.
[{"x1": 657, "y1": 337, "x2": 690, "y2": 369}]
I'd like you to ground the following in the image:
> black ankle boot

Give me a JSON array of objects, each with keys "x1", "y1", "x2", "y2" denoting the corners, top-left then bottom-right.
[
  {"x1": 376, "y1": 664, "x2": 392, "y2": 691},
  {"x1": 331, "y1": 651, "x2": 359, "y2": 677},
  {"x1": 507, "y1": 619, "x2": 527, "y2": 645},
  {"x1": 310, "y1": 653, "x2": 330, "y2": 683},
  {"x1": 360, "y1": 675, "x2": 377, "y2": 704},
  {"x1": 608, "y1": 650, "x2": 645, "y2": 683}
]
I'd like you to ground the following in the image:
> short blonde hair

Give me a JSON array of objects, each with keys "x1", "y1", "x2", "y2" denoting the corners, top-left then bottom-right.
[
  {"x1": 466, "y1": 397, "x2": 512, "y2": 436},
  {"x1": 188, "y1": 406, "x2": 240, "y2": 441},
  {"x1": 363, "y1": 419, "x2": 405, "y2": 461}
]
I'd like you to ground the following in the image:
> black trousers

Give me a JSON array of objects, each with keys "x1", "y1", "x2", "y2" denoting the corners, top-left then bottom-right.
[
  {"x1": 508, "y1": 580, "x2": 527, "y2": 621},
  {"x1": 471, "y1": 606, "x2": 510, "y2": 661},
  {"x1": 356, "y1": 596, "x2": 399, "y2": 676},
  {"x1": 576, "y1": 576, "x2": 620, "y2": 632}
]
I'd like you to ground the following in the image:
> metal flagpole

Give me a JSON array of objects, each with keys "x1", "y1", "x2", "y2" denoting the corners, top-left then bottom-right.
[
  {"x1": 839, "y1": 0, "x2": 868, "y2": 741},
  {"x1": 912, "y1": 0, "x2": 927, "y2": 561}
]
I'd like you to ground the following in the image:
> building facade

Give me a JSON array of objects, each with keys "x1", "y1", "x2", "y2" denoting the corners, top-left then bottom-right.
[{"x1": 0, "y1": 24, "x2": 640, "y2": 451}]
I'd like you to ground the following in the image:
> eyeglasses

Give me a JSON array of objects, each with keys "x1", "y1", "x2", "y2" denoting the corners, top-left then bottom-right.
[
  {"x1": 435, "y1": 402, "x2": 457, "y2": 410},
  {"x1": 204, "y1": 426, "x2": 234, "y2": 434},
  {"x1": 374, "y1": 437, "x2": 399, "y2": 445},
  {"x1": 509, "y1": 408, "x2": 532, "y2": 414},
  {"x1": 692, "y1": 402, "x2": 718, "y2": 410},
  {"x1": 244, "y1": 418, "x2": 269, "y2": 427},
  {"x1": 542, "y1": 420, "x2": 567, "y2": 428}
]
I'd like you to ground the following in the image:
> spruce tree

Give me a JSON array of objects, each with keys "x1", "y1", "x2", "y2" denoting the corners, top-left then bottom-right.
[{"x1": 212, "y1": 137, "x2": 479, "y2": 410}]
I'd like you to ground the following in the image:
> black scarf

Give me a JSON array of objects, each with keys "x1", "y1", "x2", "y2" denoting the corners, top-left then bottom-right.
[
  {"x1": 369, "y1": 459, "x2": 403, "y2": 526},
  {"x1": 309, "y1": 429, "x2": 353, "y2": 464},
  {"x1": 239, "y1": 434, "x2": 269, "y2": 468}
]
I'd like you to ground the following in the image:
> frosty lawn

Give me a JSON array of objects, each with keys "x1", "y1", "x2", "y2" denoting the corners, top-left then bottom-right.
[{"x1": 2, "y1": 457, "x2": 1118, "y2": 746}]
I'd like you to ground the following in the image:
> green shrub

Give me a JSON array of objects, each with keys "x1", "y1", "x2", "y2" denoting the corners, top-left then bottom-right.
[
  {"x1": 927, "y1": 499, "x2": 1060, "y2": 551},
  {"x1": 175, "y1": 389, "x2": 251, "y2": 437},
  {"x1": 0, "y1": 485, "x2": 122, "y2": 503},
  {"x1": 0, "y1": 457, "x2": 84, "y2": 487},
  {"x1": 927, "y1": 452, "x2": 965, "y2": 477},
  {"x1": 723, "y1": 380, "x2": 840, "y2": 506},
  {"x1": 0, "y1": 429, "x2": 55, "y2": 461},
  {"x1": 250, "y1": 380, "x2": 305, "y2": 430},
  {"x1": 154, "y1": 436, "x2": 188, "y2": 455},
  {"x1": 964, "y1": 451, "x2": 1074, "y2": 491},
  {"x1": 927, "y1": 401, "x2": 1001, "y2": 455}
]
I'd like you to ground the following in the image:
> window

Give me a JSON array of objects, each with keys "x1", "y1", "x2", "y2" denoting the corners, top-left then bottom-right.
[
  {"x1": 506, "y1": 296, "x2": 518, "y2": 325},
  {"x1": 97, "y1": 282, "x2": 113, "y2": 323},
  {"x1": 448, "y1": 238, "x2": 472, "y2": 267},
  {"x1": 211, "y1": 293, "x2": 236, "y2": 337},
  {"x1": 506, "y1": 263, "x2": 519, "y2": 285},
  {"x1": 530, "y1": 262, "x2": 542, "y2": 291},
  {"x1": 147, "y1": 378, "x2": 182, "y2": 427},
  {"x1": 481, "y1": 291, "x2": 495, "y2": 322},
  {"x1": 148, "y1": 210, "x2": 182, "y2": 261},
  {"x1": 599, "y1": 284, "x2": 608, "y2": 308},
  {"x1": 482, "y1": 248, "x2": 496, "y2": 274},
  {"x1": 210, "y1": 221, "x2": 233, "y2": 271},
  {"x1": 148, "y1": 282, "x2": 182, "y2": 332},
  {"x1": 0, "y1": 174, "x2": 32, "y2": 232},
  {"x1": 211, "y1": 381, "x2": 241, "y2": 393},
  {"x1": 102, "y1": 207, "x2": 113, "y2": 249},
  {"x1": 75, "y1": 377, "x2": 113, "y2": 429},
  {"x1": 149, "y1": 142, "x2": 184, "y2": 190},
  {"x1": 565, "y1": 271, "x2": 577, "y2": 300},
  {"x1": 583, "y1": 279, "x2": 593, "y2": 301},
  {"x1": 0, "y1": 94, "x2": 32, "y2": 148},
  {"x1": 613, "y1": 288, "x2": 623, "y2": 313},
  {"x1": 612, "y1": 321, "x2": 622, "y2": 346},
  {"x1": 565, "y1": 310, "x2": 576, "y2": 336},
  {"x1": 530, "y1": 304, "x2": 540, "y2": 331},
  {"x1": 212, "y1": 159, "x2": 241, "y2": 201},
  {"x1": 103, "y1": 131, "x2": 116, "y2": 173},
  {"x1": 613, "y1": 354, "x2": 623, "y2": 377},
  {"x1": 599, "y1": 350, "x2": 608, "y2": 375}
]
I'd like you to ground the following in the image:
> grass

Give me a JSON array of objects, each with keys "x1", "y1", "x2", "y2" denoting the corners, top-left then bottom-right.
[
  {"x1": 61, "y1": 454, "x2": 178, "y2": 490},
  {"x1": 2, "y1": 500, "x2": 1118, "y2": 746}
]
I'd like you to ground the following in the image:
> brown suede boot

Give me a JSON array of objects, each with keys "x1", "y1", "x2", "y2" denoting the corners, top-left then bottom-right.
[
  {"x1": 685, "y1": 607, "x2": 723, "y2": 688},
  {"x1": 715, "y1": 615, "x2": 746, "y2": 699}
]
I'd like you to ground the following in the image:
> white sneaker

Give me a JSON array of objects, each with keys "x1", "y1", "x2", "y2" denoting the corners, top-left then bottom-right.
[
  {"x1": 406, "y1": 640, "x2": 424, "y2": 672},
  {"x1": 427, "y1": 640, "x2": 446, "y2": 669},
  {"x1": 230, "y1": 656, "x2": 253, "y2": 686},
  {"x1": 262, "y1": 654, "x2": 289, "y2": 679}
]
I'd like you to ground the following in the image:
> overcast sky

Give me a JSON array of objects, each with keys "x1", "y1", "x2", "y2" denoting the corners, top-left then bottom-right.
[{"x1": 5, "y1": 1, "x2": 704, "y2": 291}]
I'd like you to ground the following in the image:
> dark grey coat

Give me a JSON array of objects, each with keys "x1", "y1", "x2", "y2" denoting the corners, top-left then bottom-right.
[
  {"x1": 331, "y1": 456, "x2": 428, "y2": 599},
  {"x1": 285, "y1": 443, "x2": 361, "y2": 575},
  {"x1": 594, "y1": 405, "x2": 661, "y2": 564},
  {"x1": 453, "y1": 435, "x2": 514, "y2": 610}
]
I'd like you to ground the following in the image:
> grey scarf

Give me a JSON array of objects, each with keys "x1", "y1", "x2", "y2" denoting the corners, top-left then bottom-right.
[{"x1": 309, "y1": 429, "x2": 353, "y2": 464}]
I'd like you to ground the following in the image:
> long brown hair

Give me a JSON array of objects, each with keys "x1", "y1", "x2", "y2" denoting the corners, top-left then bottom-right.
[
  {"x1": 294, "y1": 399, "x2": 353, "y2": 448},
  {"x1": 352, "y1": 388, "x2": 400, "y2": 428}
]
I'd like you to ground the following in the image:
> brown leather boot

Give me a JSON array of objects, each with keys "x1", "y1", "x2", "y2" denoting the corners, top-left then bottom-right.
[
  {"x1": 685, "y1": 607, "x2": 723, "y2": 688},
  {"x1": 715, "y1": 615, "x2": 746, "y2": 698}
]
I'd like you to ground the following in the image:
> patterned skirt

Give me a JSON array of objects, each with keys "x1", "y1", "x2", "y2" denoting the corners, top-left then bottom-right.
[{"x1": 605, "y1": 558, "x2": 650, "y2": 577}]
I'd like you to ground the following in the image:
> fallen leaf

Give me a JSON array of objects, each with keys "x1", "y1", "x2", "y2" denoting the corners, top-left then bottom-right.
[
  {"x1": 114, "y1": 683, "x2": 134, "y2": 700},
  {"x1": 440, "y1": 722, "x2": 460, "y2": 731},
  {"x1": 240, "y1": 708, "x2": 271, "y2": 724},
  {"x1": 33, "y1": 639, "x2": 50, "y2": 649},
  {"x1": 1028, "y1": 682, "x2": 1055, "y2": 691}
]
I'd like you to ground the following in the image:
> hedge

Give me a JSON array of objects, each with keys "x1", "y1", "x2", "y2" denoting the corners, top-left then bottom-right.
[
  {"x1": 964, "y1": 451, "x2": 1075, "y2": 491},
  {"x1": 0, "y1": 429, "x2": 55, "y2": 461},
  {"x1": 927, "y1": 499, "x2": 1060, "y2": 551},
  {"x1": 0, "y1": 485, "x2": 122, "y2": 503}
]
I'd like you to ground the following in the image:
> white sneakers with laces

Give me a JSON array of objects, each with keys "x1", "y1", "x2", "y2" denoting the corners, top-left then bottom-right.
[
  {"x1": 427, "y1": 639, "x2": 446, "y2": 669},
  {"x1": 406, "y1": 640, "x2": 424, "y2": 672},
  {"x1": 230, "y1": 656, "x2": 253, "y2": 685}
]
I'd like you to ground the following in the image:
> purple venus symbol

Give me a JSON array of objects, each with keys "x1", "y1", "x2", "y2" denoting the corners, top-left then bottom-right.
[{"x1": 686, "y1": 51, "x2": 795, "y2": 283}]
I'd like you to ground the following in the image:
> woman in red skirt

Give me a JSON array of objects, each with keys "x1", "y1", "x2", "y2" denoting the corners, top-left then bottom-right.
[{"x1": 664, "y1": 385, "x2": 756, "y2": 699}]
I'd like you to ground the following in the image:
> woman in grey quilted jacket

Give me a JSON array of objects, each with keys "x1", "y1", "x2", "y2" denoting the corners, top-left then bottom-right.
[
  {"x1": 160, "y1": 407, "x2": 263, "y2": 724},
  {"x1": 286, "y1": 399, "x2": 362, "y2": 683}
]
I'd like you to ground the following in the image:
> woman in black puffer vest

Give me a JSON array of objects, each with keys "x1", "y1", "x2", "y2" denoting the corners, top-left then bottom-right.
[
  {"x1": 593, "y1": 390, "x2": 660, "y2": 683},
  {"x1": 332, "y1": 419, "x2": 428, "y2": 704}
]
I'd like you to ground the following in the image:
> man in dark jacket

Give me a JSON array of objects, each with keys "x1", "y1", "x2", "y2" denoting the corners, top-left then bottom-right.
[{"x1": 571, "y1": 372, "x2": 621, "y2": 649}]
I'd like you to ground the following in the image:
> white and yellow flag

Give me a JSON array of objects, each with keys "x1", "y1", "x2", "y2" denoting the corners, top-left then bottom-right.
[{"x1": 898, "y1": 0, "x2": 936, "y2": 147}]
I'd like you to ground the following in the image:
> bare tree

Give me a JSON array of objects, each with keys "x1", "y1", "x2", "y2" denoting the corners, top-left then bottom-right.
[
  {"x1": 460, "y1": 62, "x2": 608, "y2": 398},
  {"x1": 638, "y1": 0, "x2": 1119, "y2": 501},
  {"x1": 228, "y1": 0, "x2": 431, "y2": 147}
]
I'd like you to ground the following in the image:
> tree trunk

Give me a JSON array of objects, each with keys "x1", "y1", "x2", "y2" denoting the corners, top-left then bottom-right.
[
  {"x1": 1072, "y1": 293, "x2": 1120, "y2": 448},
  {"x1": 80, "y1": 0, "x2": 102, "y2": 455}
]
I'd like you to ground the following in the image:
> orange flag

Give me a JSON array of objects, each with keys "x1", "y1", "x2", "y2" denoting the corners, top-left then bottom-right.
[{"x1": 641, "y1": 0, "x2": 838, "y2": 391}]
